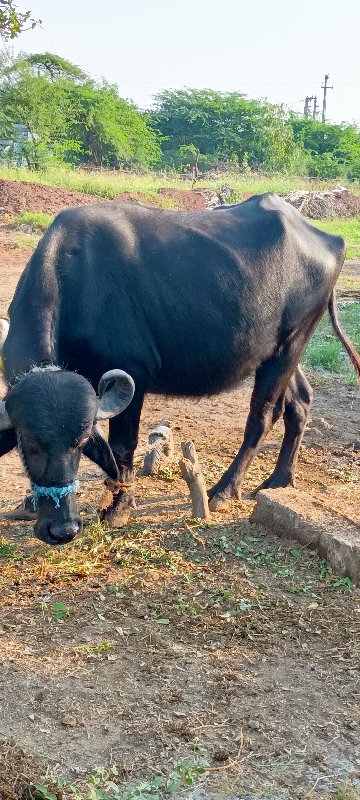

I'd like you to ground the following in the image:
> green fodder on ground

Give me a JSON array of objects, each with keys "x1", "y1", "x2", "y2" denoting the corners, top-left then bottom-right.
[{"x1": 303, "y1": 301, "x2": 360, "y2": 382}]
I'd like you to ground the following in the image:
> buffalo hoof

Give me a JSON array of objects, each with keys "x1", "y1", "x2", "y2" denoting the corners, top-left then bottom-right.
[
  {"x1": 98, "y1": 491, "x2": 136, "y2": 528},
  {"x1": 253, "y1": 473, "x2": 295, "y2": 495},
  {"x1": 208, "y1": 491, "x2": 234, "y2": 512},
  {"x1": 5, "y1": 496, "x2": 37, "y2": 521}
]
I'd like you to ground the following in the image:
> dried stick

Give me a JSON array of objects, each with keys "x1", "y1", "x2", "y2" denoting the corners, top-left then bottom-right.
[{"x1": 179, "y1": 440, "x2": 209, "y2": 519}]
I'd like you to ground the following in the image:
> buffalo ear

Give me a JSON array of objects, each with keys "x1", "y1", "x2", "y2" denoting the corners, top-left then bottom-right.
[
  {"x1": 0, "y1": 428, "x2": 17, "y2": 457},
  {"x1": 82, "y1": 426, "x2": 119, "y2": 481},
  {"x1": 96, "y1": 370, "x2": 135, "y2": 420}
]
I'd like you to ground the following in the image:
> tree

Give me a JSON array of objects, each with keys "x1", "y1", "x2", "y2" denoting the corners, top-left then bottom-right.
[
  {"x1": 16, "y1": 52, "x2": 88, "y2": 82},
  {"x1": 150, "y1": 89, "x2": 299, "y2": 173},
  {"x1": 0, "y1": 63, "x2": 71, "y2": 167},
  {"x1": 0, "y1": 0, "x2": 40, "y2": 39},
  {"x1": 62, "y1": 80, "x2": 161, "y2": 168},
  {"x1": 0, "y1": 54, "x2": 161, "y2": 170},
  {"x1": 290, "y1": 116, "x2": 360, "y2": 178}
]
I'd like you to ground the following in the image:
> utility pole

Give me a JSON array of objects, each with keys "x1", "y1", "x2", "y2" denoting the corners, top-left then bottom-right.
[
  {"x1": 304, "y1": 96, "x2": 315, "y2": 117},
  {"x1": 304, "y1": 96, "x2": 311, "y2": 116},
  {"x1": 312, "y1": 95, "x2": 318, "y2": 119},
  {"x1": 321, "y1": 74, "x2": 333, "y2": 123}
]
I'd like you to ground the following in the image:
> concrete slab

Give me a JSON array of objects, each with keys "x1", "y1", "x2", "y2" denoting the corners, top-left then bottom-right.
[{"x1": 250, "y1": 488, "x2": 360, "y2": 583}]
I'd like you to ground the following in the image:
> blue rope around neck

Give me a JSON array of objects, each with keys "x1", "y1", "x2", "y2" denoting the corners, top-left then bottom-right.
[{"x1": 31, "y1": 480, "x2": 79, "y2": 510}]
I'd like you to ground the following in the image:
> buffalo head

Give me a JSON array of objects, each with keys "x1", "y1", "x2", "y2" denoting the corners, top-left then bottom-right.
[{"x1": 0, "y1": 367, "x2": 135, "y2": 545}]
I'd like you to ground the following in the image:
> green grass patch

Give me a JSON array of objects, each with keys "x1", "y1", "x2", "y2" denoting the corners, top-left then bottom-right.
[
  {"x1": 0, "y1": 164, "x2": 353, "y2": 200},
  {"x1": 345, "y1": 244, "x2": 360, "y2": 260},
  {"x1": 311, "y1": 216, "x2": 360, "y2": 259},
  {"x1": 303, "y1": 301, "x2": 360, "y2": 382},
  {"x1": 14, "y1": 210, "x2": 55, "y2": 232},
  {"x1": 311, "y1": 216, "x2": 360, "y2": 242}
]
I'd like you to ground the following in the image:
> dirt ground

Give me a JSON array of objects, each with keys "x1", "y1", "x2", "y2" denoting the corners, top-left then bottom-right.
[
  {"x1": 0, "y1": 181, "x2": 359, "y2": 799},
  {"x1": 0, "y1": 178, "x2": 207, "y2": 220}
]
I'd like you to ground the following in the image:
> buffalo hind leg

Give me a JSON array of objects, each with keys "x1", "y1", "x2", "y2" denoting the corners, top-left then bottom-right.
[
  {"x1": 99, "y1": 385, "x2": 145, "y2": 527},
  {"x1": 255, "y1": 366, "x2": 312, "y2": 491},
  {"x1": 208, "y1": 335, "x2": 312, "y2": 505}
]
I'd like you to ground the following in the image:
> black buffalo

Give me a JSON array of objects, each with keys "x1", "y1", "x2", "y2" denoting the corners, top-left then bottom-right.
[{"x1": 1, "y1": 193, "x2": 359, "y2": 545}]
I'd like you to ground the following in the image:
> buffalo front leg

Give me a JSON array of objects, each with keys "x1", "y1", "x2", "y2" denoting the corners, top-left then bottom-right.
[
  {"x1": 98, "y1": 387, "x2": 145, "y2": 527},
  {"x1": 254, "y1": 366, "x2": 313, "y2": 491}
]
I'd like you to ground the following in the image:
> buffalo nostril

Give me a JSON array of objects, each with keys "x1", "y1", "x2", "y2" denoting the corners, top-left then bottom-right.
[{"x1": 49, "y1": 518, "x2": 82, "y2": 544}]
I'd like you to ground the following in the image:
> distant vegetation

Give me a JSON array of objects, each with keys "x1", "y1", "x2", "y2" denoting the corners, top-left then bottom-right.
[
  {"x1": 0, "y1": 163, "x2": 347, "y2": 198},
  {"x1": 14, "y1": 209, "x2": 54, "y2": 231},
  {"x1": 0, "y1": 50, "x2": 359, "y2": 178}
]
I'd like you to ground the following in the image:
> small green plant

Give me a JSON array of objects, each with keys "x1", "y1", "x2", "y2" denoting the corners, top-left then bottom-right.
[
  {"x1": 0, "y1": 538, "x2": 17, "y2": 557},
  {"x1": 52, "y1": 601, "x2": 70, "y2": 621},
  {"x1": 33, "y1": 758, "x2": 209, "y2": 800},
  {"x1": 235, "y1": 544, "x2": 250, "y2": 558},
  {"x1": 255, "y1": 551, "x2": 275, "y2": 566},
  {"x1": 75, "y1": 641, "x2": 111, "y2": 656},
  {"x1": 276, "y1": 567, "x2": 294, "y2": 578},
  {"x1": 158, "y1": 466, "x2": 175, "y2": 481},
  {"x1": 332, "y1": 786, "x2": 360, "y2": 800},
  {"x1": 319, "y1": 559, "x2": 330, "y2": 580},
  {"x1": 218, "y1": 535, "x2": 230, "y2": 551},
  {"x1": 332, "y1": 576, "x2": 352, "y2": 592},
  {"x1": 33, "y1": 786, "x2": 60, "y2": 800}
]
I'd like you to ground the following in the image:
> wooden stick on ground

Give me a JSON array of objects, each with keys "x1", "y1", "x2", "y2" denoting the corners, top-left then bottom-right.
[
  {"x1": 179, "y1": 440, "x2": 210, "y2": 519},
  {"x1": 142, "y1": 419, "x2": 174, "y2": 477}
]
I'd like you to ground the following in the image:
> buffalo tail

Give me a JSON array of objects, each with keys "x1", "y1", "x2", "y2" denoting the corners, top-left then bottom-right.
[{"x1": 328, "y1": 290, "x2": 360, "y2": 382}]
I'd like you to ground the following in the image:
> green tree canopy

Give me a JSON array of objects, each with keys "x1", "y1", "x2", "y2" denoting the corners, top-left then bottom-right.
[
  {"x1": 150, "y1": 88, "x2": 300, "y2": 172},
  {"x1": 0, "y1": 49, "x2": 358, "y2": 178},
  {"x1": 16, "y1": 51, "x2": 88, "y2": 83},
  {"x1": 290, "y1": 116, "x2": 360, "y2": 178},
  {"x1": 62, "y1": 80, "x2": 161, "y2": 168},
  {"x1": 0, "y1": 53, "x2": 161, "y2": 169}
]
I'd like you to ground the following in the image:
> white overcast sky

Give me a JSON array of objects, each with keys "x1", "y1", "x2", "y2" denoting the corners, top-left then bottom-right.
[{"x1": 11, "y1": 0, "x2": 360, "y2": 124}]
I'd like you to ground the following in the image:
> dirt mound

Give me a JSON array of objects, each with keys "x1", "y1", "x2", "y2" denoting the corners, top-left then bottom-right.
[
  {"x1": 0, "y1": 179, "x2": 208, "y2": 217},
  {"x1": 284, "y1": 186, "x2": 360, "y2": 219},
  {"x1": 113, "y1": 190, "x2": 162, "y2": 207},
  {"x1": 0, "y1": 178, "x2": 102, "y2": 218},
  {"x1": 0, "y1": 739, "x2": 59, "y2": 800},
  {"x1": 158, "y1": 187, "x2": 207, "y2": 210}
]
